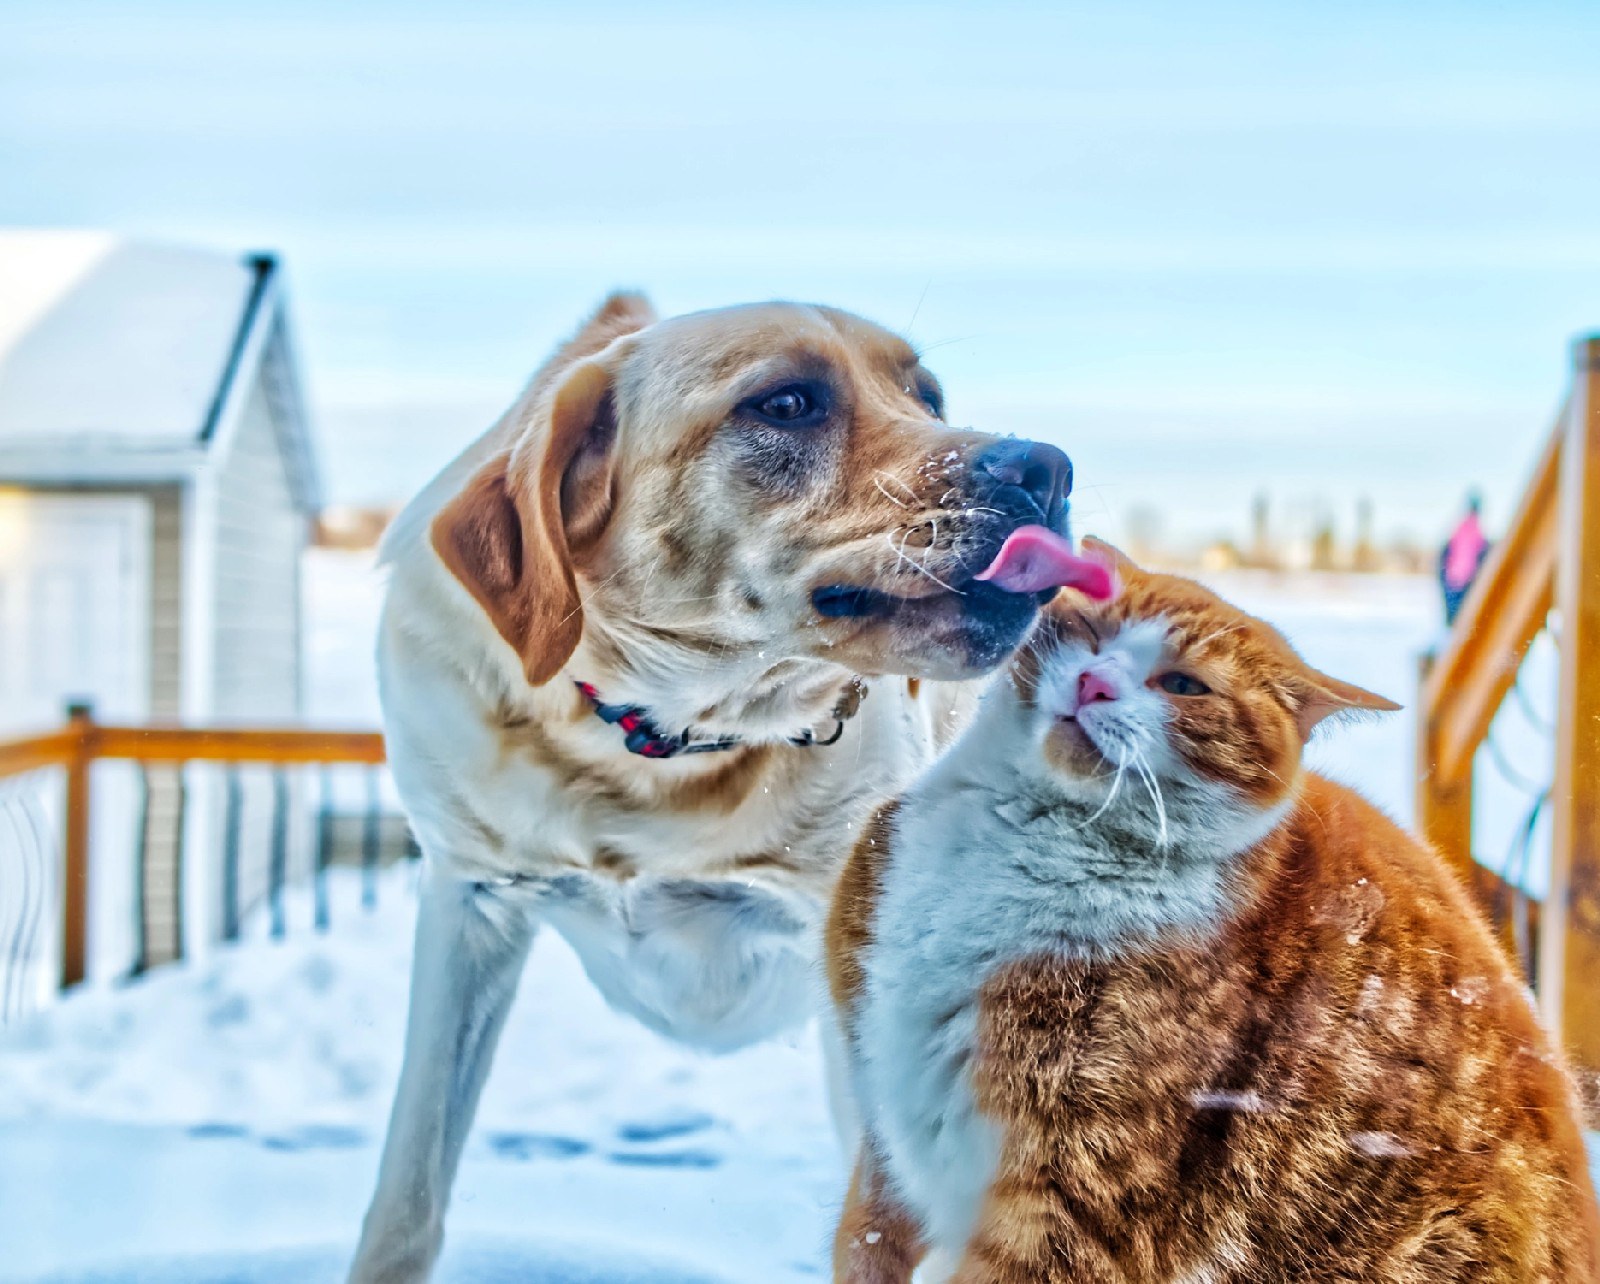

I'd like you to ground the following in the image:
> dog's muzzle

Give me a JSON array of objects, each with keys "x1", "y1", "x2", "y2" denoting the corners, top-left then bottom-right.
[
  {"x1": 810, "y1": 434, "x2": 1076, "y2": 640},
  {"x1": 967, "y1": 437, "x2": 1074, "y2": 534}
]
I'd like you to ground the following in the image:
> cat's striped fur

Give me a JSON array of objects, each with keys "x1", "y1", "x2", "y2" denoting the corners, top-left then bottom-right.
[{"x1": 828, "y1": 547, "x2": 1600, "y2": 1283}]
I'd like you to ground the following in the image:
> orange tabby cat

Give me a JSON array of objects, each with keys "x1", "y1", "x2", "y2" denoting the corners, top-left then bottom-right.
[{"x1": 827, "y1": 541, "x2": 1600, "y2": 1283}]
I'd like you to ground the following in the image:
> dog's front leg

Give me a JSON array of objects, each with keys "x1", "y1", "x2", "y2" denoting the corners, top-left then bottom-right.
[{"x1": 349, "y1": 867, "x2": 534, "y2": 1283}]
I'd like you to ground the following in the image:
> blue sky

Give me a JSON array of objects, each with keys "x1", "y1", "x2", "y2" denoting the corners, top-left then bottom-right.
[{"x1": 4, "y1": 0, "x2": 1599, "y2": 548}]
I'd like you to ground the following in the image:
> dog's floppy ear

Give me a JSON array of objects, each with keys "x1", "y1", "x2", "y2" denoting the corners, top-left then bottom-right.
[{"x1": 431, "y1": 355, "x2": 624, "y2": 686}]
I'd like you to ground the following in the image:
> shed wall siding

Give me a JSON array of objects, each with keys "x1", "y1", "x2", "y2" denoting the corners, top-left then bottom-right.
[
  {"x1": 140, "y1": 485, "x2": 187, "y2": 967},
  {"x1": 149, "y1": 487, "x2": 184, "y2": 718},
  {"x1": 212, "y1": 375, "x2": 304, "y2": 721},
  {"x1": 206, "y1": 371, "x2": 310, "y2": 940}
]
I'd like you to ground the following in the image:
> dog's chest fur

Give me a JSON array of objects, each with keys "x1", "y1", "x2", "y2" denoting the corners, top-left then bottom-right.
[{"x1": 383, "y1": 612, "x2": 959, "y2": 1052}]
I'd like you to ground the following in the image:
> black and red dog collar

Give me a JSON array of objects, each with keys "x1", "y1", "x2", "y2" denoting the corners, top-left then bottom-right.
[{"x1": 574, "y1": 680, "x2": 858, "y2": 760}]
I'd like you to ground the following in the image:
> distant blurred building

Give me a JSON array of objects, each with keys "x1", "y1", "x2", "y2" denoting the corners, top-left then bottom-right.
[
  {"x1": 1247, "y1": 491, "x2": 1274, "y2": 568},
  {"x1": 1352, "y1": 496, "x2": 1380, "y2": 573}
]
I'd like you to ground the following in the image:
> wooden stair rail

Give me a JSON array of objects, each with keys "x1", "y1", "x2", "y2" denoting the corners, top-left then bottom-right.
[
  {"x1": 1416, "y1": 333, "x2": 1600, "y2": 1072},
  {"x1": 0, "y1": 707, "x2": 386, "y2": 990},
  {"x1": 1544, "y1": 336, "x2": 1600, "y2": 1068},
  {"x1": 1415, "y1": 408, "x2": 1560, "y2": 954}
]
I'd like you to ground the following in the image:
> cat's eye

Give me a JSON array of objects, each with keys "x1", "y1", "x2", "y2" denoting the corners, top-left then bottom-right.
[{"x1": 1157, "y1": 672, "x2": 1211, "y2": 697}]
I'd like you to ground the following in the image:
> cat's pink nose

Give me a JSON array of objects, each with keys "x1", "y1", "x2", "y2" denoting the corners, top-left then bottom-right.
[{"x1": 1078, "y1": 669, "x2": 1118, "y2": 706}]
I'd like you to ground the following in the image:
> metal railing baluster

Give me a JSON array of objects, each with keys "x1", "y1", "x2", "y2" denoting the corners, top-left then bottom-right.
[
  {"x1": 269, "y1": 768, "x2": 288, "y2": 941},
  {"x1": 130, "y1": 763, "x2": 152, "y2": 977},
  {"x1": 222, "y1": 768, "x2": 243, "y2": 943},
  {"x1": 171, "y1": 768, "x2": 188, "y2": 963},
  {"x1": 315, "y1": 765, "x2": 333, "y2": 932},
  {"x1": 362, "y1": 767, "x2": 380, "y2": 910}
]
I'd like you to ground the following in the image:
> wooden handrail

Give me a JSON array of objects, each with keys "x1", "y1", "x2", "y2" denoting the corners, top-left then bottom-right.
[
  {"x1": 88, "y1": 725, "x2": 386, "y2": 766},
  {"x1": 1420, "y1": 405, "x2": 1562, "y2": 789},
  {"x1": 0, "y1": 722, "x2": 386, "y2": 781},
  {"x1": 1415, "y1": 406, "x2": 1560, "y2": 918},
  {"x1": 1542, "y1": 337, "x2": 1600, "y2": 1070},
  {"x1": 0, "y1": 707, "x2": 389, "y2": 991},
  {"x1": 1416, "y1": 332, "x2": 1600, "y2": 1078},
  {"x1": 0, "y1": 728, "x2": 82, "y2": 779}
]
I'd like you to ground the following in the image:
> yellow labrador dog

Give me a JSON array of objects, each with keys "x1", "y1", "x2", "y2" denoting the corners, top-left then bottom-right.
[{"x1": 349, "y1": 294, "x2": 1083, "y2": 1281}]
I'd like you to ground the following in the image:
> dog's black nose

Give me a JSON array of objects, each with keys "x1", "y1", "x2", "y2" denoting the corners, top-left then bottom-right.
[{"x1": 971, "y1": 438, "x2": 1073, "y2": 526}]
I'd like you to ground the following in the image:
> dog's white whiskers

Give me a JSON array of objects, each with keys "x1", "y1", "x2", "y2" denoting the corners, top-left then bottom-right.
[
  {"x1": 873, "y1": 474, "x2": 912, "y2": 509},
  {"x1": 885, "y1": 531, "x2": 913, "y2": 576},
  {"x1": 904, "y1": 536, "x2": 963, "y2": 595},
  {"x1": 885, "y1": 472, "x2": 921, "y2": 503},
  {"x1": 912, "y1": 564, "x2": 963, "y2": 595}
]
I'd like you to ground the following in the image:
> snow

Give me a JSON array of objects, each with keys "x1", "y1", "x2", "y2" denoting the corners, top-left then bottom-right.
[
  {"x1": 0, "y1": 867, "x2": 838, "y2": 1281},
  {"x1": 0, "y1": 556, "x2": 1576, "y2": 1280}
]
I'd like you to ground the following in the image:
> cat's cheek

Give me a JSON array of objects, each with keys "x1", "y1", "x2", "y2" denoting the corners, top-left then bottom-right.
[{"x1": 1172, "y1": 712, "x2": 1302, "y2": 810}]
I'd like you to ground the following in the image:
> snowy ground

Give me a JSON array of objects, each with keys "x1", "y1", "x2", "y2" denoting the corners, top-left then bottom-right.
[
  {"x1": 0, "y1": 868, "x2": 838, "y2": 1282},
  {"x1": 0, "y1": 556, "x2": 1569, "y2": 1280}
]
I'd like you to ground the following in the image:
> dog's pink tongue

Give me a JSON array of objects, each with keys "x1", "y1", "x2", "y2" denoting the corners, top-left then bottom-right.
[{"x1": 975, "y1": 526, "x2": 1117, "y2": 600}]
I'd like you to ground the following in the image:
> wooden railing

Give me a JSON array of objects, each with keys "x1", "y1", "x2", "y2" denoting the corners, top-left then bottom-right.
[
  {"x1": 1417, "y1": 333, "x2": 1600, "y2": 1071},
  {"x1": 0, "y1": 704, "x2": 389, "y2": 997}
]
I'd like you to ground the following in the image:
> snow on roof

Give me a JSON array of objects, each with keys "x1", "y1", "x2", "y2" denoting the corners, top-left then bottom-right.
[{"x1": 0, "y1": 231, "x2": 320, "y2": 509}]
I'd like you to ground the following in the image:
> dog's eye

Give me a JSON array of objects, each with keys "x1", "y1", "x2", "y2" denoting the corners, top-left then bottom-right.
[
  {"x1": 917, "y1": 382, "x2": 944, "y2": 419},
  {"x1": 1156, "y1": 672, "x2": 1210, "y2": 697},
  {"x1": 751, "y1": 385, "x2": 825, "y2": 427},
  {"x1": 763, "y1": 389, "x2": 810, "y2": 420}
]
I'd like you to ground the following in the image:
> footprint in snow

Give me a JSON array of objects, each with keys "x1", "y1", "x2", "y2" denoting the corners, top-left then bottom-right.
[
  {"x1": 614, "y1": 1110, "x2": 716, "y2": 1144},
  {"x1": 607, "y1": 1148, "x2": 722, "y2": 1169},
  {"x1": 259, "y1": 1124, "x2": 368, "y2": 1151},
  {"x1": 485, "y1": 1130, "x2": 593, "y2": 1160},
  {"x1": 187, "y1": 1122, "x2": 250, "y2": 1140}
]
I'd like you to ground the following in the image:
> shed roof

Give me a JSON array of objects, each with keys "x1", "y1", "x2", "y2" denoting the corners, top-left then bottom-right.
[{"x1": 0, "y1": 232, "x2": 320, "y2": 511}]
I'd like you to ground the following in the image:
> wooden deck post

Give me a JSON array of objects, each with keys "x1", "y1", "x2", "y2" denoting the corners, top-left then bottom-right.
[
  {"x1": 60, "y1": 701, "x2": 95, "y2": 989},
  {"x1": 1541, "y1": 335, "x2": 1600, "y2": 1071},
  {"x1": 1416, "y1": 651, "x2": 1475, "y2": 883}
]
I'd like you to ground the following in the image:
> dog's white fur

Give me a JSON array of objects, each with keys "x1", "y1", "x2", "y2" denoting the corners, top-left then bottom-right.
[{"x1": 346, "y1": 297, "x2": 1071, "y2": 1282}]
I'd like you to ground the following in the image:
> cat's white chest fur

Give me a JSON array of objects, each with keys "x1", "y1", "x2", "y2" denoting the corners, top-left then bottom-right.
[
  {"x1": 854, "y1": 789, "x2": 1005, "y2": 1255},
  {"x1": 852, "y1": 682, "x2": 1282, "y2": 1258}
]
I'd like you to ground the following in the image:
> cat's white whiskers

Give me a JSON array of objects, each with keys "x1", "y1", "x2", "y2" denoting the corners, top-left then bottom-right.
[
  {"x1": 1071, "y1": 759, "x2": 1126, "y2": 830},
  {"x1": 1131, "y1": 750, "x2": 1171, "y2": 849},
  {"x1": 1191, "y1": 623, "x2": 1245, "y2": 652}
]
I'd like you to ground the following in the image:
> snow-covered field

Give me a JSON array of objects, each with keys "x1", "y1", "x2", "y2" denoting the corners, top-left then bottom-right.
[{"x1": 0, "y1": 554, "x2": 1568, "y2": 1281}]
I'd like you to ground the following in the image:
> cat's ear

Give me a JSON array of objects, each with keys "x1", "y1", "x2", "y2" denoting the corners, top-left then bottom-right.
[
  {"x1": 1079, "y1": 537, "x2": 1137, "y2": 579},
  {"x1": 1293, "y1": 670, "x2": 1402, "y2": 739}
]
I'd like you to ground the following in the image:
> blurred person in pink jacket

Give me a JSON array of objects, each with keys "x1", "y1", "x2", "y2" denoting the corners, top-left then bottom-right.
[{"x1": 1439, "y1": 491, "x2": 1490, "y2": 625}]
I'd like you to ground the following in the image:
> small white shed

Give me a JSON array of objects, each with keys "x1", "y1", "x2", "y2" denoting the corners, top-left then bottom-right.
[
  {"x1": 0, "y1": 231, "x2": 320, "y2": 729},
  {"x1": 0, "y1": 231, "x2": 321, "y2": 976}
]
